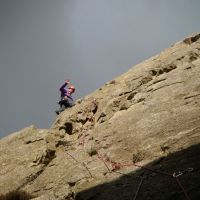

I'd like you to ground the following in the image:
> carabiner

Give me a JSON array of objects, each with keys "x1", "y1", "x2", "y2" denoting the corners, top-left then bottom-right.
[{"x1": 173, "y1": 171, "x2": 183, "y2": 177}]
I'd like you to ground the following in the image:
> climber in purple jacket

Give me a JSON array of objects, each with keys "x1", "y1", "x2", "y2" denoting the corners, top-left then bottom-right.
[{"x1": 55, "y1": 79, "x2": 76, "y2": 115}]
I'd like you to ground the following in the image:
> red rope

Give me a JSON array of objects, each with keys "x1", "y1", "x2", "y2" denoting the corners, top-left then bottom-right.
[
  {"x1": 78, "y1": 135, "x2": 192, "y2": 200},
  {"x1": 175, "y1": 176, "x2": 192, "y2": 200},
  {"x1": 79, "y1": 134, "x2": 86, "y2": 147},
  {"x1": 97, "y1": 153, "x2": 171, "y2": 176},
  {"x1": 97, "y1": 153, "x2": 192, "y2": 200}
]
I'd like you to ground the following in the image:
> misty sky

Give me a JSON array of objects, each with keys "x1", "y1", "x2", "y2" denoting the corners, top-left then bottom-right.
[{"x1": 0, "y1": 0, "x2": 200, "y2": 138}]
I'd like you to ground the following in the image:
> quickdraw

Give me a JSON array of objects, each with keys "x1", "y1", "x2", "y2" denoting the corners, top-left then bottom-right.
[{"x1": 173, "y1": 168, "x2": 194, "y2": 177}]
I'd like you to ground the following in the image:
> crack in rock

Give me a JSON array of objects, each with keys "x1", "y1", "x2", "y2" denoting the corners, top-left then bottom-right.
[{"x1": 152, "y1": 81, "x2": 184, "y2": 92}]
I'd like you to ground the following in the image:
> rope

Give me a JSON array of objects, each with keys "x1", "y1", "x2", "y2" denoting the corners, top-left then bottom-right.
[
  {"x1": 132, "y1": 176, "x2": 145, "y2": 200},
  {"x1": 97, "y1": 153, "x2": 171, "y2": 176},
  {"x1": 96, "y1": 153, "x2": 193, "y2": 200},
  {"x1": 66, "y1": 152, "x2": 93, "y2": 178},
  {"x1": 66, "y1": 152, "x2": 80, "y2": 163},
  {"x1": 79, "y1": 133, "x2": 86, "y2": 147},
  {"x1": 77, "y1": 133, "x2": 193, "y2": 200},
  {"x1": 82, "y1": 162, "x2": 93, "y2": 178},
  {"x1": 174, "y1": 176, "x2": 192, "y2": 200},
  {"x1": 97, "y1": 154, "x2": 111, "y2": 172}
]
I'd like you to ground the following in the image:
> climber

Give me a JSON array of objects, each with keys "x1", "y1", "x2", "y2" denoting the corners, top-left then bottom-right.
[{"x1": 55, "y1": 79, "x2": 75, "y2": 115}]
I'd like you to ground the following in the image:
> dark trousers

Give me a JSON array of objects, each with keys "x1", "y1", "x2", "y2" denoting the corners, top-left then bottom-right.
[
  {"x1": 59, "y1": 99, "x2": 72, "y2": 109},
  {"x1": 56, "y1": 99, "x2": 74, "y2": 114}
]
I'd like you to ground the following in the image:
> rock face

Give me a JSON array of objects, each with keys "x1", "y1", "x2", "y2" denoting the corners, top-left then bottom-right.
[{"x1": 1, "y1": 33, "x2": 200, "y2": 200}]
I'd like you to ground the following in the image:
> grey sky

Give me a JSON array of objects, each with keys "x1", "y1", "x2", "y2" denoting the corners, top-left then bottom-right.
[{"x1": 0, "y1": 0, "x2": 200, "y2": 138}]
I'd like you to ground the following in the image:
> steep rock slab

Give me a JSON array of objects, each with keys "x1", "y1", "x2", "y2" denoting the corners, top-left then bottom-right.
[
  {"x1": 0, "y1": 33, "x2": 200, "y2": 199},
  {"x1": 51, "y1": 32, "x2": 200, "y2": 162},
  {"x1": 50, "y1": 33, "x2": 200, "y2": 198}
]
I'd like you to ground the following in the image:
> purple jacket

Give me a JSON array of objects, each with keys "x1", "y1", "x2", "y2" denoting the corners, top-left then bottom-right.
[{"x1": 60, "y1": 83, "x2": 73, "y2": 100}]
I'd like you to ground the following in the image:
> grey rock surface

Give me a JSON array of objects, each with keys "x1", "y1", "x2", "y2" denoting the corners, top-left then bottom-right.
[{"x1": 1, "y1": 33, "x2": 200, "y2": 199}]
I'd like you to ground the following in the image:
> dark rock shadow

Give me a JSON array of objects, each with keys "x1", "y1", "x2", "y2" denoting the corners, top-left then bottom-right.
[
  {"x1": 75, "y1": 143, "x2": 200, "y2": 200},
  {"x1": 0, "y1": 190, "x2": 34, "y2": 200}
]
